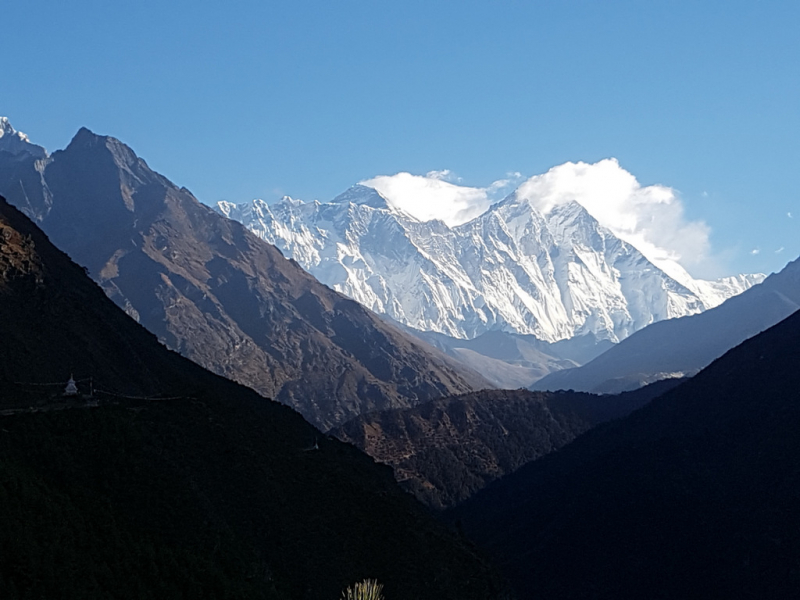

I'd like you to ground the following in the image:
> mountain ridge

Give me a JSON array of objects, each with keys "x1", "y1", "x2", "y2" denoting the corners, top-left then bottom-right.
[
  {"x1": 0, "y1": 122, "x2": 489, "y2": 429},
  {"x1": 0, "y1": 117, "x2": 48, "y2": 159},
  {"x1": 219, "y1": 185, "x2": 762, "y2": 348},
  {"x1": 0, "y1": 193, "x2": 509, "y2": 600},
  {"x1": 534, "y1": 254, "x2": 800, "y2": 392},
  {"x1": 450, "y1": 304, "x2": 800, "y2": 598},
  {"x1": 331, "y1": 379, "x2": 683, "y2": 510}
]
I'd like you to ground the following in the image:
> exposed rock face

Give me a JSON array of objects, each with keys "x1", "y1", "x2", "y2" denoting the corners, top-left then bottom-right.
[{"x1": 0, "y1": 127, "x2": 489, "y2": 429}]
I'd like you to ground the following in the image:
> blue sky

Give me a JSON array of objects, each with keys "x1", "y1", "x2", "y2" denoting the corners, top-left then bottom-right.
[{"x1": 3, "y1": 0, "x2": 799, "y2": 278}]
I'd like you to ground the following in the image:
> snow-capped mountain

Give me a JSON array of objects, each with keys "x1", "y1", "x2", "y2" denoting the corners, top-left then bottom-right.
[
  {"x1": 0, "y1": 117, "x2": 47, "y2": 159},
  {"x1": 217, "y1": 185, "x2": 764, "y2": 344}
]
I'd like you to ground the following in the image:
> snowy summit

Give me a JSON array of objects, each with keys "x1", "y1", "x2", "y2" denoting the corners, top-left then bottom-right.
[
  {"x1": 217, "y1": 165, "x2": 764, "y2": 344},
  {"x1": 0, "y1": 117, "x2": 48, "y2": 159}
]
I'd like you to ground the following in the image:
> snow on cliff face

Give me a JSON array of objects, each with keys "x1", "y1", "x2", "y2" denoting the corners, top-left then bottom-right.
[
  {"x1": 216, "y1": 184, "x2": 764, "y2": 343},
  {"x1": 0, "y1": 118, "x2": 48, "y2": 159}
]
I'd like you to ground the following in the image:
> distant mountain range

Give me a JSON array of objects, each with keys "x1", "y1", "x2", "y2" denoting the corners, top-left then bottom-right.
[
  {"x1": 0, "y1": 194, "x2": 507, "y2": 600},
  {"x1": 396, "y1": 326, "x2": 614, "y2": 389},
  {"x1": 218, "y1": 187, "x2": 761, "y2": 347},
  {"x1": 534, "y1": 255, "x2": 800, "y2": 393},
  {"x1": 0, "y1": 120, "x2": 487, "y2": 429},
  {"x1": 450, "y1": 305, "x2": 800, "y2": 599}
]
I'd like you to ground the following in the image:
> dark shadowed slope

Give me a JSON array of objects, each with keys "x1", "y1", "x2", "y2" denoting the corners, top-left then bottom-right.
[
  {"x1": 0, "y1": 129, "x2": 488, "y2": 429},
  {"x1": 452, "y1": 305, "x2": 800, "y2": 599},
  {"x1": 0, "y1": 195, "x2": 189, "y2": 397},
  {"x1": 534, "y1": 256, "x2": 800, "y2": 393},
  {"x1": 0, "y1": 195, "x2": 508, "y2": 600},
  {"x1": 332, "y1": 380, "x2": 681, "y2": 510}
]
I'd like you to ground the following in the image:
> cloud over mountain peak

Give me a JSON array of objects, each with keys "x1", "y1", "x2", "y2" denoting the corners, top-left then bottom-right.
[{"x1": 361, "y1": 159, "x2": 715, "y2": 279}]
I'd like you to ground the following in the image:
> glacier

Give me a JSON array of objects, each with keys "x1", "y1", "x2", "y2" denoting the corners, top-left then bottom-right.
[{"x1": 217, "y1": 184, "x2": 764, "y2": 345}]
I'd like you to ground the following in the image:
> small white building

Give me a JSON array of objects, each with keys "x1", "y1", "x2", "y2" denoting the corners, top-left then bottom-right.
[{"x1": 64, "y1": 375, "x2": 79, "y2": 397}]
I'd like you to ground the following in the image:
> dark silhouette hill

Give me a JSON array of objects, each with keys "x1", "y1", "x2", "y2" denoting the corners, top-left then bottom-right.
[
  {"x1": 451, "y1": 304, "x2": 800, "y2": 599},
  {"x1": 0, "y1": 196, "x2": 508, "y2": 600},
  {"x1": 332, "y1": 380, "x2": 681, "y2": 510},
  {"x1": 0, "y1": 129, "x2": 488, "y2": 429},
  {"x1": 534, "y1": 256, "x2": 800, "y2": 393}
]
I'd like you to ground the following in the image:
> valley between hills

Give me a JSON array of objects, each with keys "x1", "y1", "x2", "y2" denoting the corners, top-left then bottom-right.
[{"x1": 2, "y1": 118, "x2": 800, "y2": 599}]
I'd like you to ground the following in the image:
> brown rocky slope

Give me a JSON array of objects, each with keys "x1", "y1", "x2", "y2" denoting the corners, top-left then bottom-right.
[
  {"x1": 0, "y1": 129, "x2": 489, "y2": 429},
  {"x1": 332, "y1": 380, "x2": 680, "y2": 509},
  {"x1": 0, "y1": 194, "x2": 509, "y2": 599}
]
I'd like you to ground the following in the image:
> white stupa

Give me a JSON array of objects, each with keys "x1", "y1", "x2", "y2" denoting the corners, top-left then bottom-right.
[{"x1": 64, "y1": 375, "x2": 79, "y2": 397}]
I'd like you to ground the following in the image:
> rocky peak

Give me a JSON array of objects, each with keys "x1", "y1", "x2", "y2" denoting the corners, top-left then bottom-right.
[
  {"x1": 0, "y1": 117, "x2": 48, "y2": 160},
  {"x1": 223, "y1": 177, "x2": 764, "y2": 353},
  {"x1": 333, "y1": 184, "x2": 393, "y2": 210},
  {"x1": 0, "y1": 131, "x2": 488, "y2": 428},
  {"x1": 65, "y1": 128, "x2": 156, "y2": 178},
  {"x1": 0, "y1": 117, "x2": 14, "y2": 136}
]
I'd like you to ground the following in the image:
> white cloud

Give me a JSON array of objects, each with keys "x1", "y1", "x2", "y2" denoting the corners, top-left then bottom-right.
[
  {"x1": 425, "y1": 169, "x2": 459, "y2": 183},
  {"x1": 360, "y1": 172, "x2": 516, "y2": 226},
  {"x1": 788, "y1": 212, "x2": 793, "y2": 219},
  {"x1": 487, "y1": 173, "x2": 524, "y2": 194},
  {"x1": 514, "y1": 159, "x2": 714, "y2": 279},
  {"x1": 751, "y1": 248, "x2": 761, "y2": 255},
  {"x1": 776, "y1": 247, "x2": 785, "y2": 254},
  {"x1": 361, "y1": 160, "x2": 722, "y2": 278}
]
